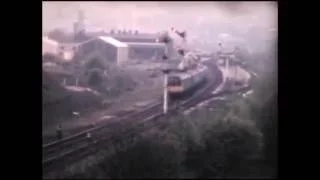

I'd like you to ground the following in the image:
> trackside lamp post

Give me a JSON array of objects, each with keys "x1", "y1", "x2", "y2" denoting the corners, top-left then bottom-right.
[{"x1": 162, "y1": 68, "x2": 170, "y2": 114}]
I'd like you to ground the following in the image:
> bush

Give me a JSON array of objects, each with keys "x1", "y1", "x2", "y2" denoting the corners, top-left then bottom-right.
[
  {"x1": 260, "y1": 95, "x2": 277, "y2": 167},
  {"x1": 195, "y1": 116, "x2": 262, "y2": 178},
  {"x1": 66, "y1": 80, "x2": 275, "y2": 179},
  {"x1": 167, "y1": 108, "x2": 263, "y2": 178},
  {"x1": 92, "y1": 66, "x2": 137, "y2": 97},
  {"x1": 67, "y1": 107, "x2": 265, "y2": 179},
  {"x1": 88, "y1": 132, "x2": 184, "y2": 179}
]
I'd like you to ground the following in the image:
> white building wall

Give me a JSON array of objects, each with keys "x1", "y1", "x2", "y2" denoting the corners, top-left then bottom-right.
[
  {"x1": 117, "y1": 46, "x2": 129, "y2": 65},
  {"x1": 42, "y1": 36, "x2": 78, "y2": 62},
  {"x1": 42, "y1": 36, "x2": 59, "y2": 55}
]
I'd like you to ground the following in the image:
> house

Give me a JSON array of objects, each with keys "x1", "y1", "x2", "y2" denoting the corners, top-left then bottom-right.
[
  {"x1": 42, "y1": 36, "x2": 59, "y2": 56},
  {"x1": 42, "y1": 35, "x2": 79, "y2": 62}
]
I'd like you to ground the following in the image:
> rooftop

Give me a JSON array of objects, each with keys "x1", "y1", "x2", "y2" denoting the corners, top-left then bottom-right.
[
  {"x1": 126, "y1": 42, "x2": 166, "y2": 47},
  {"x1": 106, "y1": 33, "x2": 159, "y2": 39},
  {"x1": 98, "y1": 36, "x2": 128, "y2": 48}
]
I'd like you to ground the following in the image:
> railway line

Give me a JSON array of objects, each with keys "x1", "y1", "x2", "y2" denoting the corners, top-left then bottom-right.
[
  {"x1": 43, "y1": 60, "x2": 251, "y2": 177},
  {"x1": 43, "y1": 102, "x2": 161, "y2": 154}
]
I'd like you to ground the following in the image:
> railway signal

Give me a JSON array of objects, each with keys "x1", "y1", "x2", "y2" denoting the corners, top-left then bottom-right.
[
  {"x1": 162, "y1": 68, "x2": 170, "y2": 114},
  {"x1": 159, "y1": 32, "x2": 172, "y2": 61}
]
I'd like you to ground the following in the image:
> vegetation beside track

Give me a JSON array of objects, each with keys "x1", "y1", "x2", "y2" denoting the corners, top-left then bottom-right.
[
  {"x1": 65, "y1": 77, "x2": 276, "y2": 178},
  {"x1": 51, "y1": 47, "x2": 277, "y2": 179}
]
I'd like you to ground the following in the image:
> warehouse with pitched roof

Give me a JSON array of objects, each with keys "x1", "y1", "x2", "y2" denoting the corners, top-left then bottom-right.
[{"x1": 76, "y1": 36, "x2": 129, "y2": 65}]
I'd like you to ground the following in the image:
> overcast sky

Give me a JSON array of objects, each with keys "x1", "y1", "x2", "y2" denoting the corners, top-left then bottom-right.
[
  {"x1": 42, "y1": 1, "x2": 277, "y2": 52},
  {"x1": 43, "y1": 1, "x2": 277, "y2": 32}
]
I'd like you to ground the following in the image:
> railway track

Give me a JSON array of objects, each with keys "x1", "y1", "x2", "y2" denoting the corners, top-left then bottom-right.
[
  {"x1": 43, "y1": 60, "x2": 250, "y2": 176},
  {"x1": 43, "y1": 102, "x2": 161, "y2": 159}
]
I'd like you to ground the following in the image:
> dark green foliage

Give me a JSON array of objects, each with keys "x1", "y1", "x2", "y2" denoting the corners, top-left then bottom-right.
[
  {"x1": 88, "y1": 71, "x2": 103, "y2": 86},
  {"x1": 245, "y1": 48, "x2": 277, "y2": 172},
  {"x1": 260, "y1": 95, "x2": 277, "y2": 168},
  {"x1": 95, "y1": 133, "x2": 183, "y2": 179},
  {"x1": 66, "y1": 49, "x2": 277, "y2": 178},
  {"x1": 85, "y1": 64, "x2": 137, "y2": 96},
  {"x1": 186, "y1": 117, "x2": 262, "y2": 178},
  {"x1": 161, "y1": 107, "x2": 263, "y2": 178},
  {"x1": 47, "y1": 28, "x2": 66, "y2": 42},
  {"x1": 43, "y1": 53, "x2": 57, "y2": 62},
  {"x1": 86, "y1": 58, "x2": 105, "y2": 70},
  {"x1": 68, "y1": 102, "x2": 271, "y2": 179}
]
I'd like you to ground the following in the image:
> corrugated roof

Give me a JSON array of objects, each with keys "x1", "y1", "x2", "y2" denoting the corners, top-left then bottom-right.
[{"x1": 98, "y1": 36, "x2": 128, "y2": 48}]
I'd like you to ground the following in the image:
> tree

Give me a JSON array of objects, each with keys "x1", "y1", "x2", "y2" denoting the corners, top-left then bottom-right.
[
  {"x1": 47, "y1": 28, "x2": 66, "y2": 42},
  {"x1": 43, "y1": 53, "x2": 56, "y2": 62},
  {"x1": 86, "y1": 58, "x2": 105, "y2": 70},
  {"x1": 259, "y1": 95, "x2": 277, "y2": 167},
  {"x1": 198, "y1": 117, "x2": 263, "y2": 178},
  {"x1": 100, "y1": 133, "x2": 183, "y2": 179},
  {"x1": 88, "y1": 71, "x2": 103, "y2": 86}
]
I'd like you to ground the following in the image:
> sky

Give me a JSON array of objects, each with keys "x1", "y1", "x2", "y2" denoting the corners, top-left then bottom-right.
[
  {"x1": 42, "y1": 1, "x2": 278, "y2": 51},
  {"x1": 42, "y1": 1, "x2": 277, "y2": 32}
]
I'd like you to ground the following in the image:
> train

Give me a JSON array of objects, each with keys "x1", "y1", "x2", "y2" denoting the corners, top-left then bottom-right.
[
  {"x1": 158, "y1": 27, "x2": 211, "y2": 99},
  {"x1": 167, "y1": 64, "x2": 209, "y2": 99}
]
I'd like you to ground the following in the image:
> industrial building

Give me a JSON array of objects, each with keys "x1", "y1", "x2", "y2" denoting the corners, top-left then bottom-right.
[
  {"x1": 108, "y1": 31, "x2": 159, "y2": 43},
  {"x1": 76, "y1": 36, "x2": 129, "y2": 65},
  {"x1": 126, "y1": 42, "x2": 166, "y2": 61}
]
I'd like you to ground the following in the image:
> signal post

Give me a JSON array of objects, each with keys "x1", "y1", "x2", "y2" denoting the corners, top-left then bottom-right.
[{"x1": 162, "y1": 68, "x2": 170, "y2": 114}]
